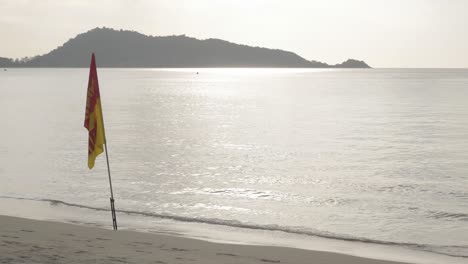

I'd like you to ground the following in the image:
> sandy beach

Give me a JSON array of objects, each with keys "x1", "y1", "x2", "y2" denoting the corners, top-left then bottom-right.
[{"x1": 0, "y1": 215, "x2": 411, "y2": 264}]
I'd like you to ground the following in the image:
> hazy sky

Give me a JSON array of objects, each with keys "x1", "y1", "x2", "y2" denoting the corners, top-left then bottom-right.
[{"x1": 1, "y1": 0, "x2": 467, "y2": 68}]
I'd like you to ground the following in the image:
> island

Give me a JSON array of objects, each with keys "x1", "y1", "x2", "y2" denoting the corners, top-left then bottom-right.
[{"x1": 0, "y1": 27, "x2": 370, "y2": 68}]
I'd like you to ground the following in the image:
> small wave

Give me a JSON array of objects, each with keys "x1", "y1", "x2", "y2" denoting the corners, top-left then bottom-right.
[
  {"x1": 378, "y1": 184, "x2": 416, "y2": 193},
  {"x1": 171, "y1": 187, "x2": 294, "y2": 201},
  {"x1": 170, "y1": 187, "x2": 352, "y2": 206},
  {"x1": 0, "y1": 195, "x2": 467, "y2": 259},
  {"x1": 427, "y1": 211, "x2": 468, "y2": 221},
  {"x1": 448, "y1": 191, "x2": 468, "y2": 200}
]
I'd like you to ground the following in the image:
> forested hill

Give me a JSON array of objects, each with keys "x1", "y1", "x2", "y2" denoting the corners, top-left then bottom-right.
[{"x1": 0, "y1": 28, "x2": 370, "y2": 68}]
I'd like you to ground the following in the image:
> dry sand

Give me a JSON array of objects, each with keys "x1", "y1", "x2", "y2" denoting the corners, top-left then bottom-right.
[{"x1": 0, "y1": 215, "x2": 409, "y2": 264}]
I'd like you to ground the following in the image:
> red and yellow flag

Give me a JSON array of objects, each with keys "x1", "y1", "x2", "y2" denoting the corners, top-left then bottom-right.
[{"x1": 84, "y1": 53, "x2": 106, "y2": 169}]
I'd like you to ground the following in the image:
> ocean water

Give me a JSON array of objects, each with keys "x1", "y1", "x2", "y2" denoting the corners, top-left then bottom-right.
[{"x1": 1, "y1": 68, "x2": 467, "y2": 263}]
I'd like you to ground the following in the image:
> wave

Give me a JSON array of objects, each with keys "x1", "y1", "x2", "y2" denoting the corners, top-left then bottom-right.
[
  {"x1": 427, "y1": 211, "x2": 468, "y2": 221},
  {"x1": 0, "y1": 195, "x2": 466, "y2": 259}
]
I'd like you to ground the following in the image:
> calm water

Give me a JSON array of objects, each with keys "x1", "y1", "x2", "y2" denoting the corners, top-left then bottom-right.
[{"x1": 1, "y1": 68, "x2": 467, "y2": 262}]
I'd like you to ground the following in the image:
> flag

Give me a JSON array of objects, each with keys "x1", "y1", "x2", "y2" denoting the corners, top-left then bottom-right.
[{"x1": 84, "y1": 53, "x2": 106, "y2": 169}]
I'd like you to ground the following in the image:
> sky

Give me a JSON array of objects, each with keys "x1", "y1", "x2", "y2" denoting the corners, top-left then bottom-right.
[{"x1": 1, "y1": 0, "x2": 468, "y2": 68}]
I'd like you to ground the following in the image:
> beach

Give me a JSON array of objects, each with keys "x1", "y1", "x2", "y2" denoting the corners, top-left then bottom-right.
[
  {"x1": 0, "y1": 215, "x2": 410, "y2": 264},
  {"x1": 2, "y1": 0, "x2": 468, "y2": 262}
]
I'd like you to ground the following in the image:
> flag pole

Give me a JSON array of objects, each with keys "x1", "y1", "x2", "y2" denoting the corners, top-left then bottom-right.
[
  {"x1": 98, "y1": 95, "x2": 118, "y2": 231},
  {"x1": 104, "y1": 142, "x2": 118, "y2": 230}
]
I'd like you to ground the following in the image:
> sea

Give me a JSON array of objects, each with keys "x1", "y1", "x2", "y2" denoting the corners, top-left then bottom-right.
[{"x1": 0, "y1": 68, "x2": 467, "y2": 263}]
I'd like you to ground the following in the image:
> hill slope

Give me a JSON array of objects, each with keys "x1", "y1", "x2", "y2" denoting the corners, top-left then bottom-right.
[{"x1": 1, "y1": 28, "x2": 370, "y2": 68}]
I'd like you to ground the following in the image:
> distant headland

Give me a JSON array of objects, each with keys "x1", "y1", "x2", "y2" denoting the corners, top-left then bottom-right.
[{"x1": 0, "y1": 27, "x2": 370, "y2": 68}]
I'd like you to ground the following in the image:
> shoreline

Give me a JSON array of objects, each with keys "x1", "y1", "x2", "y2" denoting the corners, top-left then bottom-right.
[
  {"x1": 0, "y1": 214, "x2": 411, "y2": 264},
  {"x1": 0, "y1": 198, "x2": 465, "y2": 264}
]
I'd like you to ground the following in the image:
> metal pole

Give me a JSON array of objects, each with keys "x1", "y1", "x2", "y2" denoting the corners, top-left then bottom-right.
[
  {"x1": 104, "y1": 143, "x2": 118, "y2": 230},
  {"x1": 99, "y1": 93, "x2": 118, "y2": 231}
]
